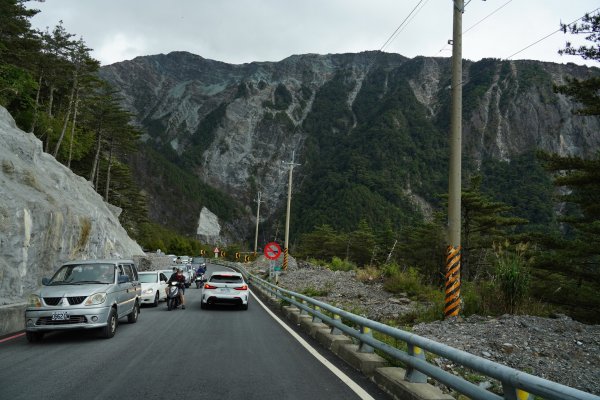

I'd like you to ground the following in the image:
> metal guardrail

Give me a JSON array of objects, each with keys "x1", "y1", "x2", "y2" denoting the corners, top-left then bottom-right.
[{"x1": 214, "y1": 261, "x2": 599, "y2": 400}]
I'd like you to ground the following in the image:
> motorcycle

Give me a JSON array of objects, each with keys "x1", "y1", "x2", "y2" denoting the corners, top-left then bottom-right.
[
  {"x1": 195, "y1": 273, "x2": 205, "y2": 289},
  {"x1": 166, "y1": 281, "x2": 183, "y2": 311}
]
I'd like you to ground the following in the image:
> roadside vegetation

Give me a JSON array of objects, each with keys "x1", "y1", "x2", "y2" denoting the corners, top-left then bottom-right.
[{"x1": 294, "y1": 13, "x2": 600, "y2": 324}]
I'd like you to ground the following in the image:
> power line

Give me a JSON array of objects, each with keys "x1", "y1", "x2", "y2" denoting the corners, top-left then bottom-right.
[
  {"x1": 463, "y1": 0, "x2": 513, "y2": 35},
  {"x1": 506, "y1": 6, "x2": 600, "y2": 60},
  {"x1": 379, "y1": 0, "x2": 427, "y2": 52},
  {"x1": 434, "y1": 0, "x2": 514, "y2": 57}
]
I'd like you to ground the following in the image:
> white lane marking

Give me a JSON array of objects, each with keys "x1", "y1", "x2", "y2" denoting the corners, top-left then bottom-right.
[{"x1": 250, "y1": 290, "x2": 376, "y2": 400}]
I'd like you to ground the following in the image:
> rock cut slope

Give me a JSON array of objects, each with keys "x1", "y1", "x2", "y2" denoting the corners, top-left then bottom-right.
[{"x1": 0, "y1": 106, "x2": 143, "y2": 304}]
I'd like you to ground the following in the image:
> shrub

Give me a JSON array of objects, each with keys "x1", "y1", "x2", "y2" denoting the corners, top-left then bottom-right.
[
  {"x1": 328, "y1": 256, "x2": 355, "y2": 271},
  {"x1": 461, "y1": 280, "x2": 499, "y2": 316},
  {"x1": 383, "y1": 266, "x2": 423, "y2": 297},
  {"x1": 301, "y1": 286, "x2": 329, "y2": 297},
  {"x1": 356, "y1": 266, "x2": 381, "y2": 283},
  {"x1": 493, "y1": 242, "x2": 531, "y2": 314}
]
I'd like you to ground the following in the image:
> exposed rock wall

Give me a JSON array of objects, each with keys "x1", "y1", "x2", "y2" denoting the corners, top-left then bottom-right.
[
  {"x1": 196, "y1": 206, "x2": 221, "y2": 244},
  {"x1": 0, "y1": 107, "x2": 144, "y2": 304},
  {"x1": 100, "y1": 51, "x2": 600, "y2": 239}
]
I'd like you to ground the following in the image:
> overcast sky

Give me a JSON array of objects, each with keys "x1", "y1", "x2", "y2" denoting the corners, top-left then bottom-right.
[{"x1": 26, "y1": 0, "x2": 600, "y2": 67}]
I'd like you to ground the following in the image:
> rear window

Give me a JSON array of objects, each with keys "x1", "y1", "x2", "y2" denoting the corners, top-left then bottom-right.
[{"x1": 210, "y1": 275, "x2": 243, "y2": 283}]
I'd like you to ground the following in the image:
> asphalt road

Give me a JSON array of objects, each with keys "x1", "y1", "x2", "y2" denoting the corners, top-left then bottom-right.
[{"x1": 0, "y1": 264, "x2": 390, "y2": 400}]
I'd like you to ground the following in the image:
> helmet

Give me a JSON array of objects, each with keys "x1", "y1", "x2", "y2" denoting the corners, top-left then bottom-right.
[{"x1": 177, "y1": 268, "x2": 183, "y2": 273}]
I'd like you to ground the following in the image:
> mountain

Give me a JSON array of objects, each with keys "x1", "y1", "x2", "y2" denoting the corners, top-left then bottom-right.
[
  {"x1": 0, "y1": 106, "x2": 144, "y2": 304},
  {"x1": 99, "y1": 51, "x2": 600, "y2": 243}
]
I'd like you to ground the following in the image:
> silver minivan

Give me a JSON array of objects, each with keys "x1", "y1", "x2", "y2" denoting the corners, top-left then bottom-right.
[{"x1": 24, "y1": 259, "x2": 141, "y2": 342}]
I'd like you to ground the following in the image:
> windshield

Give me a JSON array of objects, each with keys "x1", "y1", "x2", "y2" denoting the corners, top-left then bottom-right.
[
  {"x1": 138, "y1": 273, "x2": 158, "y2": 283},
  {"x1": 49, "y1": 264, "x2": 115, "y2": 285},
  {"x1": 192, "y1": 257, "x2": 206, "y2": 264}
]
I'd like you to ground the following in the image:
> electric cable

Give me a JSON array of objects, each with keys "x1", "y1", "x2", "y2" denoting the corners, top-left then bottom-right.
[
  {"x1": 379, "y1": 0, "x2": 426, "y2": 51},
  {"x1": 463, "y1": 0, "x2": 513, "y2": 35},
  {"x1": 506, "y1": 6, "x2": 600, "y2": 60},
  {"x1": 433, "y1": 0, "x2": 514, "y2": 57}
]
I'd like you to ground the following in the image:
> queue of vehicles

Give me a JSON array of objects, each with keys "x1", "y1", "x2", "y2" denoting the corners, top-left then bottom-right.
[{"x1": 24, "y1": 255, "x2": 249, "y2": 343}]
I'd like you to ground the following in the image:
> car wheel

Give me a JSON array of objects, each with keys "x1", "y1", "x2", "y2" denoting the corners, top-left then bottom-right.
[
  {"x1": 152, "y1": 292, "x2": 159, "y2": 307},
  {"x1": 128, "y1": 302, "x2": 139, "y2": 323},
  {"x1": 241, "y1": 303, "x2": 248, "y2": 311},
  {"x1": 26, "y1": 331, "x2": 44, "y2": 343},
  {"x1": 100, "y1": 308, "x2": 117, "y2": 339},
  {"x1": 200, "y1": 302, "x2": 206, "y2": 310}
]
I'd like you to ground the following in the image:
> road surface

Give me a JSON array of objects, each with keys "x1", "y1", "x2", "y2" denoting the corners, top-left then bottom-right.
[{"x1": 0, "y1": 264, "x2": 390, "y2": 400}]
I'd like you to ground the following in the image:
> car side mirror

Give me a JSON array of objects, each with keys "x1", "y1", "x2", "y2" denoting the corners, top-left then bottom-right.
[
  {"x1": 42, "y1": 277, "x2": 49, "y2": 285},
  {"x1": 118, "y1": 275, "x2": 130, "y2": 284}
]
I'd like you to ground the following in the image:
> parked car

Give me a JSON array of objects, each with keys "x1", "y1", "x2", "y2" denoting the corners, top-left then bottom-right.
[
  {"x1": 138, "y1": 271, "x2": 169, "y2": 306},
  {"x1": 24, "y1": 259, "x2": 141, "y2": 342},
  {"x1": 179, "y1": 255, "x2": 191, "y2": 264},
  {"x1": 201, "y1": 271, "x2": 248, "y2": 310},
  {"x1": 191, "y1": 256, "x2": 207, "y2": 269}
]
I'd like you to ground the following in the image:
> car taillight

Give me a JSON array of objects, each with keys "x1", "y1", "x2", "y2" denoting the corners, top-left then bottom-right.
[
  {"x1": 204, "y1": 283, "x2": 217, "y2": 289},
  {"x1": 234, "y1": 284, "x2": 248, "y2": 291}
]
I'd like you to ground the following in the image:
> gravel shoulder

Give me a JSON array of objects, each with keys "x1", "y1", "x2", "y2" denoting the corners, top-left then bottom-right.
[{"x1": 246, "y1": 256, "x2": 600, "y2": 396}]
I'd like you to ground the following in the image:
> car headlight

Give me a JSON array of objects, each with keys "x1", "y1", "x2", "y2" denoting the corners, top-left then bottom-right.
[
  {"x1": 143, "y1": 288, "x2": 154, "y2": 295},
  {"x1": 85, "y1": 292, "x2": 107, "y2": 306},
  {"x1": 28, "y1": 294, "x2": 42, "y2": 308}
]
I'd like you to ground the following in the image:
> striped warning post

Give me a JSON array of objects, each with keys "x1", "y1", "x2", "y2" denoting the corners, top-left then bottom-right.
[
  {"x1": 282, "y1": 247, "x2": 288, "y2": 270},
  {"x1": 445, "y1": 245, "x2": 461, "y2": 318}
]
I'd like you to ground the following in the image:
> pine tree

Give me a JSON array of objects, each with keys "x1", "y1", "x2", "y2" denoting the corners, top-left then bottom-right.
[{"x1": 460, "y1": 176, "x2": 528, "y2": 280}]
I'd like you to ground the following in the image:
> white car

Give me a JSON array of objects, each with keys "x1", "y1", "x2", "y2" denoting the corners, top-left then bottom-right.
[
  {"x1": 138, "y1": 271, "x2": 169, "y2": 307},
  {"x1": 201, "y1": 271, "x2": 249, "y2": 310},
  {"x1": 179, "y1": 256, "x2": 191, "y2": 264}
]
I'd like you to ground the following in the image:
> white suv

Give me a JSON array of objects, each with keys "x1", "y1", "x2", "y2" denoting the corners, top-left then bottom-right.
[{"x1": 201, "y1": 271, "x2": 249, "y2": 310}]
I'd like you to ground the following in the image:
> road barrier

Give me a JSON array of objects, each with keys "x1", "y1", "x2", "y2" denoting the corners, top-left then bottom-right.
[{"x1": 215, "y1": 260, "x2": 599, "y2": 400}]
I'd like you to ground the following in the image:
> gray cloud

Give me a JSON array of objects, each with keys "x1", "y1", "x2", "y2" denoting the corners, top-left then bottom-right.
[{"x1": 27, "y1": 0, "x2": 600, "y2": 66}]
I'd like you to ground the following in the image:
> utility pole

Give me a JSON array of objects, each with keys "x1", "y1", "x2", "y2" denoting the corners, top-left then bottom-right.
[
  {"x1": 282, "y1": 151, "x2": 300, "y2": 270},
  {"x1": 445, "y1": 0, "x2": 463, "y2": 319},
  {"x1": 254, "y1": 191, "x2": 262, "y2": 256}
]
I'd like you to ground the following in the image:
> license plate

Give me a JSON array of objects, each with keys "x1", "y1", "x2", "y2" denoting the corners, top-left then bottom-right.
[
  {"x1": 51, "y1": 311, "x2": 69, "y2": 321},
  {"x1": 219, "y1": 288, "x2": 230, "y2": 293}
]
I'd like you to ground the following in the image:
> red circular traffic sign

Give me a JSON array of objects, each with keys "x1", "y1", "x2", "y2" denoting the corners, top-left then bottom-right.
[{"x1": 264, "y1": 242, "x2": 282, "y2": 260}]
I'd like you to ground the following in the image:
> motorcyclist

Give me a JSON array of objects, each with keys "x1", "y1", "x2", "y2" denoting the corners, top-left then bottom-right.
[
  {"x1": 196, "y1": 264, "x2": 207, "y2": 277},
  {"x1": 167, "y1": 267, "x2": 186, "y2": 309}
]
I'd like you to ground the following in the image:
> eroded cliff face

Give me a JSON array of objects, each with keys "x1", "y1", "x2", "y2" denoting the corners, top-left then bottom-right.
[
  {"x1": 0, "y1": 107, "x2": 144, "y2": 304},
  {"x1": 99, "y1": 52, "x2": 600, "y2": 236}
]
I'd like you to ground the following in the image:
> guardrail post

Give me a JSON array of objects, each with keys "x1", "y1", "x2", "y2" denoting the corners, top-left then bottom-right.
[
  {"x1": 405, "y1": 344, "x2": 428, "y2": 383},
  {"x1": 300, "y1": 300, "x2": 308, "y2": 315},
  {"x1": 501, "y1": 383, "x2": 533, "y2": 400},
  {"x1": 291, "y1": 295, "x2": 297, "y2": 309},
  {"x1": 312, "y1": 305, "x2": 322, "y2": 323},
  {"x1": 330, "y1": 314, "x2": 343, "y2": 335},
  {"x1": 358, "y1": 325, "x2": 374, "y2": 353}
]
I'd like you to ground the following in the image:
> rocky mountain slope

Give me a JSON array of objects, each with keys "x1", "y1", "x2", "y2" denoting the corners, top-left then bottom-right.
[
  {"x1": 99, "y1": 51, "x2": 600, "y2": 241},
  {"x1": 0, "y1": 106, "x2": 144, "y2": 304}
]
